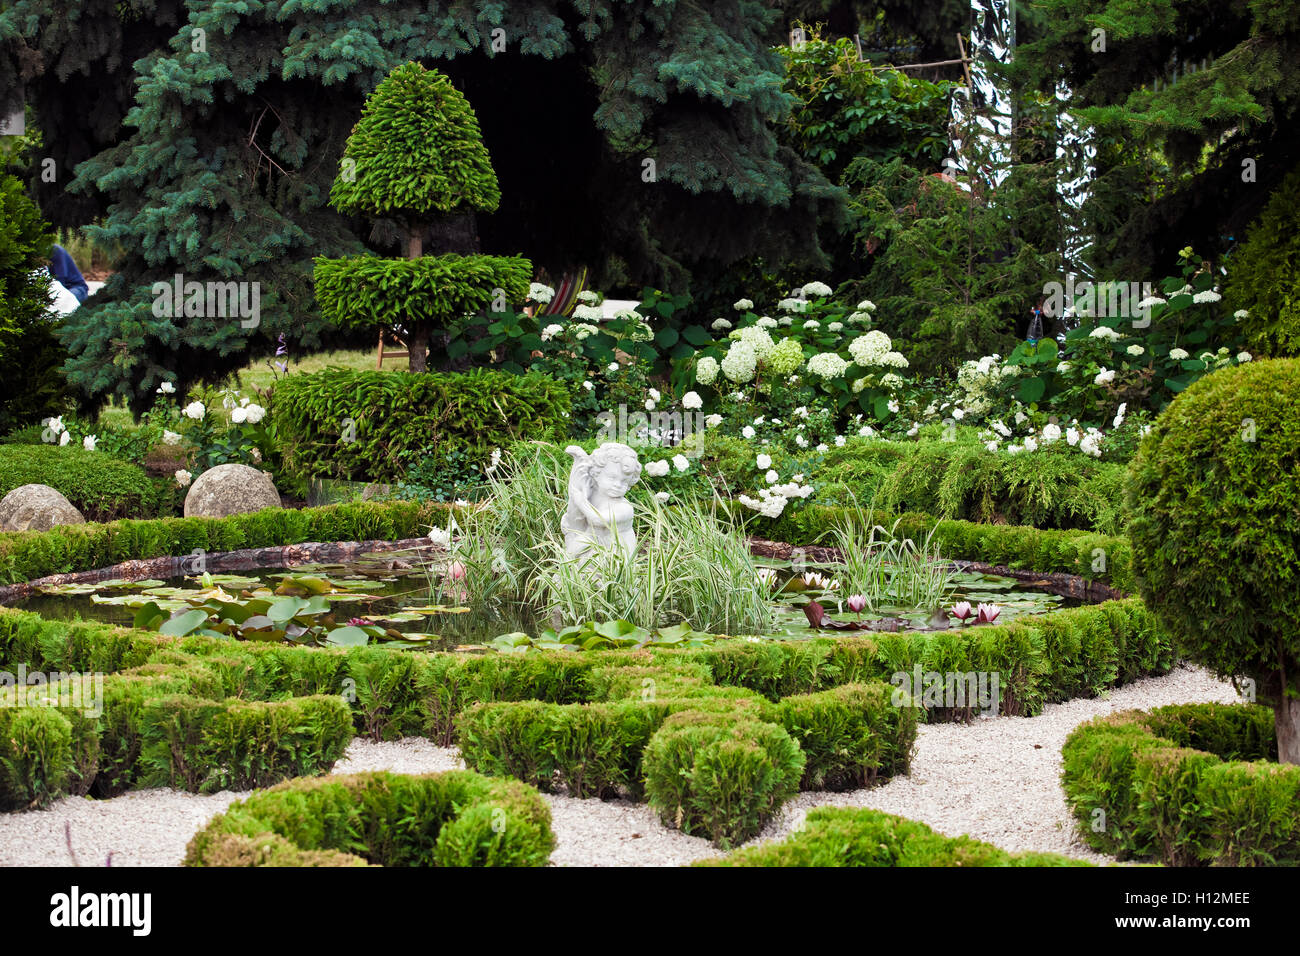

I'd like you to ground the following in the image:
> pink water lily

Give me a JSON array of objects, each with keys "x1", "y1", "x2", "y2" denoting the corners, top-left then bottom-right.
[
  {"x1": 847, "y1": 594, "x2": 867, "y2": 614},
  {"x1": 976, "y1": 603, "x2": 1001, "y2": 624},
  {"x1": 448, "y1": 561, "x2": 467, "y2": 581},
  {"x1": 952, "y1": 601, "x2": 973, "y2": 621}
]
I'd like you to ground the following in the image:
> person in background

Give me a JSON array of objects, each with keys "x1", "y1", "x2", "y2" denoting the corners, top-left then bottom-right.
[{"x1": 50, "y1": 243, "x2": 88, "y2": 303}]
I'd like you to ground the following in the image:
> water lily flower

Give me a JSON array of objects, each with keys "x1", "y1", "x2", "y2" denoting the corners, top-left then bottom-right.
[
  {"x1": 448, "y1": 561, "x2": 467, "y2": 581},
  {"x1": 976, "y1": 603, "x2": 1001, "y2": 624},
  {"x1": 847, "y1": 594, "x2": 867, "y2": 614},
  {"x1": 952, "y1": 601, "x2": 973, "y2": 621},
  {"x1": 756, "y1": 568, "x2": 780, "y2": 589}
]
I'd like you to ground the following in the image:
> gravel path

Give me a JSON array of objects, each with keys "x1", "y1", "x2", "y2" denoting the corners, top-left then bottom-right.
[{"x1": 0, "y1": 665, "x2": 1239, "y2": 867}]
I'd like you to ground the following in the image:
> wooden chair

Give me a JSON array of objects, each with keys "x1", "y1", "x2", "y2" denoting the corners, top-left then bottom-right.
[{"x1": 376, "y1": 328, "x2": 409, "y2": 368}]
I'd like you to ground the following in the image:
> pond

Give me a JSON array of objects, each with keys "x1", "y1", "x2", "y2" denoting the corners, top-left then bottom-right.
[{"x1": 13, "y1": 549, "x2": 1073, "y2": 652}]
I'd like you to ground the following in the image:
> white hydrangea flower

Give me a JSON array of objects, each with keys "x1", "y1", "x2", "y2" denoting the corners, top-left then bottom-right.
[
  {"x1": 644, "y1": 460, "x2": 670, "y2": 477},
  {"x1": 733, "y1": 298, "x2": 753, "y2": 311},
  {"x1": 1066, "y1": 427, "x2": 1080, "y2": 446},
  {"x1": 231, "y1": 406, "x2": 248, "y2": 424},
  {"x1": 1136, "y1": 295, "x2": 1166, "y2": 309},
  {"x1": 695, "y1": 356, "x2": 719, "y2": 385},
  {"x1": 163, "y1": 430, "x2": 182, "y2": 445},
  {"x1": 777, "y1": 297, "x2": 808, "y2": 313},
  {"x1": 858, "y1": 426, "x2": 875, "y2": 437},
  {"x1": 756, "y1": 316, "x2": 777, "y2": 329},
  {"x1": 985, "y1": 440, "x2": 999, "y2": 452},
  {"x1": 815, "y1": 443, "x2": 829, "y2": 453},
  {"x1": 712, "y1": 318, "x2": 733, "y2": 332},
  {"x1": 848, "y1": 330, "x2": 892, "y2": 366},
  {"x1": 1237, "y1": 351, "x2": 1253, "y2": 363},
  {"x1": 1192, "y1": 290, "x2": 1221, "y2": 304},
  {"x1": 528, "y1": 282, "x2": 555, "y2": 304},
  {"x1": 765, "y1": 469, "x2": 779, "y2": 483},
  {"x1": 1094, "y1": 368, "x2": 1116, "y2": 385},
  {"x1": 887, "y1": 399, "x2": 900, "y2": 414},
  {"x1": 1169, "y1": 347, "x2": 1189, "y2": 361},
  {"x1": 1126, "y1": 344, "x2": 1144, "y2": 356},
  {"x1": 540, "y1": 323, "x2": 564, "y2": 342},
  {"x1": 681, "y1": 391, "x2": 703, "y2": 410},
  {"x1": 803, "y1": 320, "x2": 820, "y2": 331},
  {"x1": 576, "y1": 290, "x2": 600, "y2": 305},
  {"x1": 1233, "y1": 309, "x2": 1248, "y2": 320},
  {"x1": 1056, "y1": 362, "x2": 1071, "y2": 373},
  {"x1": 856, "y1": 300, "x2": 876, "y2": 312},
  {"x1": 801, "y1": 281, "x2": 833, "y2": 298},
  {"x1": 1089, "y1": 326, "x2": 1121, "y2": 341},
  {"x1": 806, "y1": 352, "x2": 850, "y2": 379},
  {"x1": 654, "y1": 491, "x2": 670, "y2": 503},
  {"x1": 721, "y1": 342, "x2": 759, "y2": 383}
]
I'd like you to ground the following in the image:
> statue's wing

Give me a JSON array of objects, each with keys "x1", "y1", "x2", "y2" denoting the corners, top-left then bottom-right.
[{"x1": 563, "y1": 445, "x2": 588, "y2": 461}]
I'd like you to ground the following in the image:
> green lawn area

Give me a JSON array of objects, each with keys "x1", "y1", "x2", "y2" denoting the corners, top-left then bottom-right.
[{"x1": 96, "y1": 348, "x2": 409, "y2": 432}]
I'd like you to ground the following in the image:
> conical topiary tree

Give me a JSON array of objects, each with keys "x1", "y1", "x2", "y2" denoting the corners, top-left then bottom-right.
[{"x1": 314, "y1": 62, "x2": 530, "y2": 371}]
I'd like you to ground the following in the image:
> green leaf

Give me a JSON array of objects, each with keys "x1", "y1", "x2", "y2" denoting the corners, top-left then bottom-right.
[
  {"x1": 1017, "y1": 376, "x2": 1046, "y2": 403},
  {"x1": 159, "y1": 609, "x2": 210, "y2": 637},
  {"x1": 324, "y1": 626, "x2": 370, "y2": 647},
  {"x1": 681, "y1": 325, "x2": 711, "y2": 346},
  {"x1": 654, "y1": 327, "x2": 680, "y2": 348},
  {"x1": 132, "y1": 601, "x2": 166, "y2": 631},
  {"x1": 268, "y1": 596, "x2": 312, "y2": 622}
]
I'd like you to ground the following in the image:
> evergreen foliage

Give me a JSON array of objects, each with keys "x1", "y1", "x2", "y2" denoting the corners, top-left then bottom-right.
[{"x1": 1224, "y1": 164, "x2": 1300, "y2": 357}]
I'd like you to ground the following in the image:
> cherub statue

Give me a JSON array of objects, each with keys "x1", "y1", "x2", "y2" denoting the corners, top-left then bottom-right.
[{"x1": 562, "y1": 443, "x2": 642, "y2": 564}]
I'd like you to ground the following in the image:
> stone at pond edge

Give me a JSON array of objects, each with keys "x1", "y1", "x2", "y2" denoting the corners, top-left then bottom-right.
[
  {"x1": 0, "y1": 484, "x2": 86, "y2": 531},
  {"x1": 184, "y1": 463, "x2": 282, "y2": 518}
]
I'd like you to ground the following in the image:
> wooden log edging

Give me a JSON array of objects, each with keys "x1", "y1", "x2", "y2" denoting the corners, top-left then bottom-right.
[
  {"x1": 746, "y1": 537, "x2": 1125, "y2": 604},
  {"x1": 0, "y1": 537, "x2": 437, "y2": 606}
]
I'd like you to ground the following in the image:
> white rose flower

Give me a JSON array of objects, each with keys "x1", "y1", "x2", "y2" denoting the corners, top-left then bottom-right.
[
  {"x1": 742, "y1": 425, "x2": 756, "y2": 439},
  {"x1": 1094, "y1": 368, "x2": 1116, "y2": 385},
  {"x1": 985, "y1": 441, "x2": 999, "y2": 452},
  {"x1": 163, "y1": 430, "x2": 182, "y2": 445},
  {"x1": 765, "y1": 469, "x2": 778, "y2": 483},
  {"x1": 1066, "y1": 427, "x2": 1080, "y2": 446},
  {"x1": 672, "y1": 454, "x2": 690, "y2": 472},
  {"x1": 608, "y1": 362, "x2": 620, "y2": 373},
  {"x1": 681, "y1": 391, "x2": 703, "y2": 410},
  {"x1": 59, "y1": 431, "x2": 71, "y2": 446},
  {"x1": 174, "y1": 469, "x2": 193, "y2": 488},
  {"x1": 582, "y1": 380, "x2": 595, "y2": 391},
  {"x1": 82, "y1": 435, "x2": 98, "y2": 451},
  {"x1": 1023, "y1": 436, "x2": 1039, "y2": 452},
  {"x1": 183, "y1": 401, "x2": 206, "y2": 420},
  {"x1": 1041, "y1": 423, "x2": 1062, "y2": 444},
  {"x1": 834, "y1": 435, "x2": 846, "y2": 447},
  {"x1": 231, "y1": 406, "x2": 248, "y2": 424},
  {"x1": 644, "y1": 399, "x2": 656, "y2": 411},
  {"x1": 644, "y1": 460, "x2": 670, "y2": 477},
  {"x1": 156, "y1": 381, "x2": 176, "y2": 395},
  {"x1": 705, "y1": 413, "x2": 722, "y2": 428},
  {"x1": 756, "y1": 454, "x2": 772, "y2": 469},
  {"x1": 795, "y1": 434, "x2": 808, "y2": 448}
]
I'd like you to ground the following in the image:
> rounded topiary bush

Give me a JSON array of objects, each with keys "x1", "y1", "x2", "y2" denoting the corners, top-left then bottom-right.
[
  {"x1": 0, "y1": 444, "x2": 168, "y2": 521},
  {"x1": 185, "y1": 770, "x2": 554, "y2": 867},
  {"x1": 1126, "y1": 359, "x2": 1300, "y2": 762},
  {"x1": 642, "y1": 711, "x2": 805, "y2": 848}
]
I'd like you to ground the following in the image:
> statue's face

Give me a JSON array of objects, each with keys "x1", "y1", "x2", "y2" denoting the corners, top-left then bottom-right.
[{"x1": 595, "y1": 467, "x2": 633, "y2": 499}]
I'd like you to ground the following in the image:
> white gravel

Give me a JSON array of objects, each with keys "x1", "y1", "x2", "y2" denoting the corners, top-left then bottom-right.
[{"x1": 0, "y1": 665, "x2": 1240, "y2": 867}]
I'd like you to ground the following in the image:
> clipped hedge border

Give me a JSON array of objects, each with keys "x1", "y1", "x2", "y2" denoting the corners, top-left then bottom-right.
[
  {"x1": 0, "y1": 498, "x2": 1131, "y2": 593},
  {"x1": 185, "y1": 770, "x2": 553, "y2": 867},
  {"x1": 0, "y1": 591, "x2": 1174, "y2": 814},
  {"x1": 1062, "y1": 703, "x2": 1298, "y2": 866},
  {"x1": 0, "y1": 500, "x2": 448, "y2": 586},
  {"x1": 695, "y1": 806, "x2": 1092, "y2": 867}
]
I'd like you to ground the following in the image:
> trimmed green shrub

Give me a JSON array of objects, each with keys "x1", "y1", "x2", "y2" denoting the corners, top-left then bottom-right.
[
  {"x1": 0, "y1": 707, "x2": 73, "y2": 810},
  {"x1": 776, "y1": 682, "x2": 916, "y2": 790},
  {"x1": 1127, "y1": 359, "x2": 1300, "y2": 762},
  {"x1": 1224, "y1": 164, "x2": 1300, "y2": 357},
  {"x1": 696, "y1": 806, "x2": 1091, "y2": 867},
  {"x1": 185, "y1": 770, "x2": 553, "y2": 867},
  {"x1": 1062, "y1": 704, "x2": 1300, "y2": 865},
  {"x1": 139, "y1": 693, "x2": 353, "y2": 793},
  {"x1": 0, "y1": 498, "x2": 447, "y2": 585},
  {"x1": 642, "y1": 710, "x2": 805, "y2": 848},
  {"x1": 316, "y1": 61, "x2": 529, "y2": 372},
  {"x1": 271, "y1": 368, "x2": 571, "y2": 483},
  {"x1": 0, "y1": 444, "x2": 168, "y2": 522}
]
